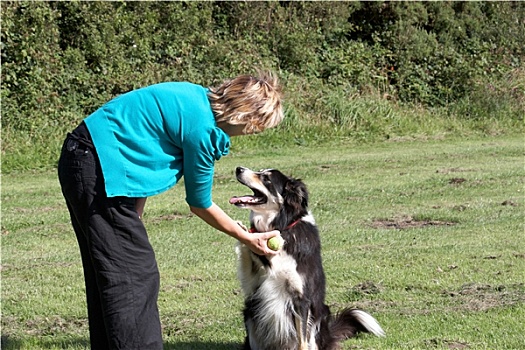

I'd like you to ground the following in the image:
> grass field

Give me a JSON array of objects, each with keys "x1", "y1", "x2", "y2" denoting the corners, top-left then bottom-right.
[{"x1": 2, "y1": 135, "x2": 524, "y2": 349}]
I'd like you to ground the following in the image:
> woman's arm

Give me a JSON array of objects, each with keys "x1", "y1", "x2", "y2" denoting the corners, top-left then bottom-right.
[{"x1": 190, "y1": 203, "x2": 279, "y2": 256}]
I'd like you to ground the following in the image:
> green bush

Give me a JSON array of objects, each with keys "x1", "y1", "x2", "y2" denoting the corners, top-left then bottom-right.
[{"x1": 1, "y1": 1, "x2": 523, "y2": 172}]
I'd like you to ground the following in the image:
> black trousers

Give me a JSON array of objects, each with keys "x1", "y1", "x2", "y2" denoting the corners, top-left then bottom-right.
[{"x1": 57, "y1": 123, "x2": 163, "y2": 350}]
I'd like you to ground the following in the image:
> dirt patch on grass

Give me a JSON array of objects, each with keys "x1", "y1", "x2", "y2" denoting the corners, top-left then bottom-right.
[
  {"x1": 351, "y1": 281, "x2": 383, "y2": 295},
  {"x1": 436, "y1": 167, "x2": 475, "y2": 174},
  {"x1": 341, "y1": 281, "x2": 385, "y2": 309},
  {"x1": 345, "y1": 282, "x2": 524, "y2": 316},
  {"x1": 2, "y1": 315, "x2": 89, "y2": 337},
  {"x1": 148, "y1": 212, "x2": 191, "y2": 223},
  {"x1": 371, "y1": 215, "x2": 456, "y2": 230},
  {"x1": 425, "y1": 338, "x2": 470, "y2": 349},
  {"x1": 444, "y1": 283, "x2": 525, "y2": 312},
  {"x1": 448, "y1": 177, "x2": 467, "y2": 185}
]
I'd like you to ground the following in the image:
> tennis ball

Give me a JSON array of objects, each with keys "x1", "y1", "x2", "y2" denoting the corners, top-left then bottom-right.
[{"x1": 267, "y1": 236, "x2": 284, "y2": 251}]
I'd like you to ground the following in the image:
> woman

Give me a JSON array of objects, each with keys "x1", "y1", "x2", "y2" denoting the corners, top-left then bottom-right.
[{"x1": 57, "y1": 72, "x2": 284, "y2": 349}]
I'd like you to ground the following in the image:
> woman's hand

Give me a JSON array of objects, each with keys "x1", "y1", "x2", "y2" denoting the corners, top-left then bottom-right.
[
  {"x1": 241, "y1": 229, "x2": 281, "y2": 256},
  {"x1": 190, "y1": 203, "x2": 279, "y2": 256},
  {"x1": 135, "y1": 197, "x2": 147, "y2": 219}
]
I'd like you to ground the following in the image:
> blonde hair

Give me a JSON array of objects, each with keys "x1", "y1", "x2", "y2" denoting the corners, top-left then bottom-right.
[{"x1": 208, "y1": 72, "x2": 284, "y2": 134}]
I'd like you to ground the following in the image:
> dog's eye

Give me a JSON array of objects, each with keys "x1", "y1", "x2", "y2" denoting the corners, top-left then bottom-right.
[{"x1": 261, "y1": 174, "x2": 272, "y2": 184}]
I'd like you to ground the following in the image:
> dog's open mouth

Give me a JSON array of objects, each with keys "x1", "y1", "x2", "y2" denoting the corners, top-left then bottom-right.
[{"x1": 229, "y1": 189, "x2": 267, "y2": 207}]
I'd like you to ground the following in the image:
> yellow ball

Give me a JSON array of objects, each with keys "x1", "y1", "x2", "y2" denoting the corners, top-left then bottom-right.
[{"x1": 267, "y1": 236, "x2": 284, "y2": 251}]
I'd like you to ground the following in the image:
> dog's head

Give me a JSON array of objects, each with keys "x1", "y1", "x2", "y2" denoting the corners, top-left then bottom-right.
[{"x1": 229, "y1": 167, "x2": 308, "y2": 229}]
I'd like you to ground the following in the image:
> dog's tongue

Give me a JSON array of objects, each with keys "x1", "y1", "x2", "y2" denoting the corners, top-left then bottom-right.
[
  {"x1": 229, "y1": 197, "x2": 241, "y2": 204},
  {"x1": 229, "y1": 196, "x2": 254, "y2": 205}
]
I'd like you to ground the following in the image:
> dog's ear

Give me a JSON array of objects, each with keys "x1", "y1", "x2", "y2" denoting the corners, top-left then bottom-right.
[
  {"x1": 273, "y1": 177, "x2": 309, "y2": 230},
  {"x1": 283, "y1": 178, "x2": 309, "y2": 211}
]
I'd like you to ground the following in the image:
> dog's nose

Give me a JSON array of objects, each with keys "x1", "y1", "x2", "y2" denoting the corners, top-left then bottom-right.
[{"x1": 236, "y1": 167, "x2": 246, "y2": 176}]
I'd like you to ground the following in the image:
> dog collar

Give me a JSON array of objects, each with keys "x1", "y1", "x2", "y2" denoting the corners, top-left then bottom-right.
[{"x1": 249, "y1": 219, "x2": 300, "y2": 233}]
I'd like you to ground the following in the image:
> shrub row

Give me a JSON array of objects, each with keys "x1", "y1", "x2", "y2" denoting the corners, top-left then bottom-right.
[{"x1": 1, "y1": 1, "x2": 524, "y2": 171}]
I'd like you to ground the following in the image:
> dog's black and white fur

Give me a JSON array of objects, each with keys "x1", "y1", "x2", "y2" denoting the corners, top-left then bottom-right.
[{"x1": 230, "y1": 167, "x2": 385, "y2": 350}]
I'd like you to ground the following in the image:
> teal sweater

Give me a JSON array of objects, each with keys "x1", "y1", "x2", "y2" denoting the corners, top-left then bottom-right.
[{"x1": 84, "y1": 82, "x2": 230, "y2": 208}]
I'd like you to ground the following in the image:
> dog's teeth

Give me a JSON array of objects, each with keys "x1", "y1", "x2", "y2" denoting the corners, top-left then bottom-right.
[{"x1": 230, "y1": 196, "x2": 259, "y2": 205}]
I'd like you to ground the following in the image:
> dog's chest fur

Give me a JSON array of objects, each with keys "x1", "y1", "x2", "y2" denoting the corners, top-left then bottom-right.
[
  {"x1": 238, "y1": 212, "x2": 319, "y2": 296},
  {"x1": 237, "y1": 241, "x2": 304, "y2": 298}
]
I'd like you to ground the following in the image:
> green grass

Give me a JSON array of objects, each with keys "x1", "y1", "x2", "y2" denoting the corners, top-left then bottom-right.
[{"x1": 2, "y1": 135, "x2": 524, "y2": 349}]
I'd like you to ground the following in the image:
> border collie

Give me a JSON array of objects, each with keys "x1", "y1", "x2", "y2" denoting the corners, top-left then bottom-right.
[{"x1": 230, "y1": 166, "x2": 385, "y2": 350}]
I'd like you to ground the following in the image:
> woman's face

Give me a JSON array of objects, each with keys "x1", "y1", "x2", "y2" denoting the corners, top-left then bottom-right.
[{"x1": 218, "y1": 122, "x2": 261, "y2": 137}]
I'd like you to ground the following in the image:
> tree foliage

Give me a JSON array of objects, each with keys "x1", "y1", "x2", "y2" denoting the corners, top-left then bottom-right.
[{"x1": 1, "y1": 1, "x2": 524, "y2": 170}]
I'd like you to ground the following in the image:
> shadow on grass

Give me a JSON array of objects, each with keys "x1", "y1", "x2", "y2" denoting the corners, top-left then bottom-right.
[
  {"x1": 1, "y1": 336, "x2": 242, "y2": 350},
  {"x1": 165, "y1": 342, "x2": 242, "y2": 350},
  {"x1": 1, "y1": 335, "x2": 90, "y2": 349},
  {"x1": 0, "y1": 337, "x2": 21, "y2": 350}
]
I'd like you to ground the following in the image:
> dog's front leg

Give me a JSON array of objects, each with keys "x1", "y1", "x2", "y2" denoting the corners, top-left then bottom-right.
[{"x1": 293, "y1": 301, "x2": 311, "y2": 350}]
